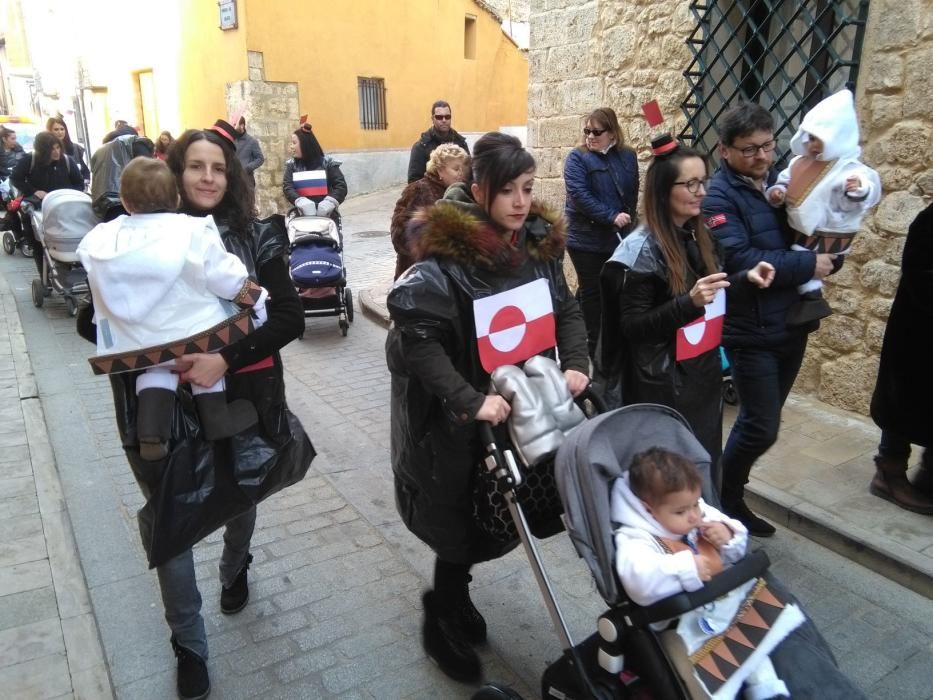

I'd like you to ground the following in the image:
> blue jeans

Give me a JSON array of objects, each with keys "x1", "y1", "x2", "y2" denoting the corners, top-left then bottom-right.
[
  {"x1": 156, "y1": 507, "x2": 256, "y2": 659},
  {"x1": 720, "y1": 335, "x2": 808, "y2": 506}
]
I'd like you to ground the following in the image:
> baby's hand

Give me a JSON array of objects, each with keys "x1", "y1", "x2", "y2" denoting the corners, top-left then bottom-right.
[
  {"x1": 700, "y1": 521, "x2": 732, "y2": 549},
  {"x1": 844, "y1": 175, "x2": 862, "y2": 193},
  {"x1": 694, "y1": 554, "x2": 713, "y2": 582},
  {"x1": 768, "y1": 188, "x2": 786, "y2": 205}
]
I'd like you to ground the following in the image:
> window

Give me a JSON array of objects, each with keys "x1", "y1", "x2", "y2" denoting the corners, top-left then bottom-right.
[
  {"x1": 678, "y1": 0, "x2": 870, "y2": 165},
  {"x1": 357, "y1": 77, "x2": 387, "y2": 130},
  {"x1": 465, "y1": 15, "x2": 477, "y2": 59}
]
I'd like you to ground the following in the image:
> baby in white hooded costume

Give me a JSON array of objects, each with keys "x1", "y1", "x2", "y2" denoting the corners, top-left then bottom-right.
[
  {"x1": 612, "y1": 447, "x2": 801, "y2": 699},
  {"x1": 766, "y1": 89, "x2": 881, "y2": 326},
  {"x1": 78, "y1": 157, "x2": 268, "y2": 461}
]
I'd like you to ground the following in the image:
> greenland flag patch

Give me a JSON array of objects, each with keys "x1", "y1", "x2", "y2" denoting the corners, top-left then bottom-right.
[
  {"x1": 676, "y1": 288, "x2": 725, "y2": 361},
  {"x1": 706, "y1": 213, "x2": 727, "y2": 229},
  {"x1": 474, "y1": 279, "x2": 556, "y2": 373}
]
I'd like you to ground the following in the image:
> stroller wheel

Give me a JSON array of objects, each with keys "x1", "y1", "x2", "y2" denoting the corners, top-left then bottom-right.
[
  {"x1": 21, "y1": 242, "x2": 34, "y2": 258},
  {"x1": 472, "y1": 684, "x2": 524, "y2": 700},
  {"x1": 344, "y1": 287, "x2": 354, "y2": 323},
  {"x1": 339, "y1": 319, "x2": 349, "y2": 337},
  {"x1": 2, "y1": 232, "x2": 14, "y2": 255},
  {"x1": 65, "y1": 297, "x2": 78, "y2": 317},
  {"x1": 31, "y1": 278, "x2": 44, "y2": 308},
  {"x1": 723, "y1": 379, "x2": 738, "y2": 406}
]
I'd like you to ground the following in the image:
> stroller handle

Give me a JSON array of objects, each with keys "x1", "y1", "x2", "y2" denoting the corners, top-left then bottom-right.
[{"x1": 629, "y1": 549, "x2": 771, "y2": 626}]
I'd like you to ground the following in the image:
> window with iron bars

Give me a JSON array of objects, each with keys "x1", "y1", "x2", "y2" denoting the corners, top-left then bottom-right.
[
  {"x1": 358, "y1": 77, "x2": 388, "y2": 130},
  {"x1": 679, "y1": 0, "x2": 870, "y2": 166}
]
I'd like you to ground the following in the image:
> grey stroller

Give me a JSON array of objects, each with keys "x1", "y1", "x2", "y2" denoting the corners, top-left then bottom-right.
[
  {"x1": 475, "y1": 404, "x2": 863, "y2": 699},
  {"x1": 30, "y1": 189, "x2": 99, "y2": 316}
]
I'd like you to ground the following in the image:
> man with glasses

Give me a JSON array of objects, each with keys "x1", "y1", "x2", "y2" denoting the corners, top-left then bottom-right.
[
  {"x1": 407, "y1": 100, "x2": 470, "y2": 184},
  {"x1": 703, "y1": 102, "x2": 836, "y2": 537}
]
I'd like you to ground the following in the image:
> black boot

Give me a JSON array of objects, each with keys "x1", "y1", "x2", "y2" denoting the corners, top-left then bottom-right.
[
  {"x1": 422, "y1": 591, "x2": 482, "y2": 683},
  {"x1": 912, "y1": 451, "x2": 933, "y2": 499},
  {"x1": 785, "y1": 290, "x2": 832, "y2": 327},
  {"x1": 171, "y1": 637, "x2": 210, "y2": 700},
  {"x1": 193, "y1": 391, "x2": 258, "y2": 440},
  {"x1": 137, "y1": 388, "x2": 176, "y2": 461},
  {"x1": 724, "y1": 499, "x2": 776, "y2": 537},
  {"x1": 457, "y1": 575, "x2": 487, "y2": 645},
  {"x1": 220, "y1": 553, "x2": 252, "y2": 614}
]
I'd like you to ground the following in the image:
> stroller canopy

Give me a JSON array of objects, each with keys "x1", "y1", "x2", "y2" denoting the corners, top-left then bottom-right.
[
  {"x1": 39, "y1": 190, "x2": 98, "y2": 250},
  {"x1": 555, "y1": 404, "x2": 713, "y2": 605}
]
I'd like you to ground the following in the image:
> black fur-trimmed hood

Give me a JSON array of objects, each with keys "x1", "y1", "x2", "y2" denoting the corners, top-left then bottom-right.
[{"x1": 409, "y1": 188, "x2": 566, "y2": 272}]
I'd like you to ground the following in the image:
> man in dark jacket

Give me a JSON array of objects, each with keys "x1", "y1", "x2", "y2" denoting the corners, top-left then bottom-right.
[
  {"x1": 234, "y1": 117, "x2": 265, "y2": 188},
  {"x1": 406, "y1": 100, "x2": 470, "y2": 183},
  {"x1": 703, "y1": 102, "x2": 836, "y2": 536}
]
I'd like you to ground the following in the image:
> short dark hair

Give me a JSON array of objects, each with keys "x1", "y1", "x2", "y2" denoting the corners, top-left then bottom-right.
[
  {"x1": 431, "y1": 100, "x2": 451, "y2": 116},
  {"x1": 471, "y1": 131, "x2": 535, "y2": 211},
  {"x1": 628, "y1": 447, "x2": 702, "y2": 505},
  {"x1": 717, "y1": 102, "x2": 774, "y2": 146},
  {"x1": 120, "y1": 157, "x2": 178, "y2": 213}
]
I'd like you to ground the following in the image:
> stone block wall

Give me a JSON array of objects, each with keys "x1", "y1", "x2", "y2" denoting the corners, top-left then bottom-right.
[
  {"x1": 225, "y1": 52, "x2": 299, "y2": 218},
  {"x1": 530, "y1": 0, "x2": 933, "y2": 415}
]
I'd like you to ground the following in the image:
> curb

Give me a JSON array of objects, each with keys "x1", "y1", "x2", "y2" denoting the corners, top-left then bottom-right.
[
  {"x1": 747, "y1": 480, "x2": 933, "y2": 600},
  {"x1": 0, "y1": 272, "x2": 115, "y2": 698},
  {"x1": 358, "y1": 288, "x2": 391, "y2": 329}
]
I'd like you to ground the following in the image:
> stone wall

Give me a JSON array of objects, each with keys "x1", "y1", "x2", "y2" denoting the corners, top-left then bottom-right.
[
  {"x1": 795, "y1": 0, "x2": 933, "y2": 414},
  {"x1": 225, "y1": 51, "x2": 299, "y2": 218},
  {"x1": 530, "y1": 0, "x2": 933, "y2": 415}
]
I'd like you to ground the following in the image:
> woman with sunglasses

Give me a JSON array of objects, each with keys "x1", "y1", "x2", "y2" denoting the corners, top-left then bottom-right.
[
  {"x1": 600, "y1": 135, "x2": 774, "y2": 488},
  {"x1": 563, "y1": 107, "x2": 639, "y2": 360},
  {"x1": 282, "y1": 121, "x2": 348, "y2": 221}
]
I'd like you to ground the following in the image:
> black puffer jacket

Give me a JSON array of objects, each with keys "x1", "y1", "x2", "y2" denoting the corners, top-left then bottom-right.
[
  {"x1": 0, "y1": 143, "x2": 25, "y2": 179},
  {"x1": 386, "y1": 187, "x2": 588, "y2": 564},
  {"x1": 282, "y1": 156, "x2": 348, "y2": 206},
  {"x1": 407, "y1": 128, "x2": 470, "y2": 183},
  {"x1": 10, "y1": 153, "x2": 83, "y2": 198}
]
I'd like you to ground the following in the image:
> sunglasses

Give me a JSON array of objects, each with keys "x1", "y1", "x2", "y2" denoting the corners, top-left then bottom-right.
[
  {"x1": 583, "y1": 128, "x2": 607, "y2": 137},
  {"x1": 433, "y1": 114, "x2": 452, "y2": 121}
]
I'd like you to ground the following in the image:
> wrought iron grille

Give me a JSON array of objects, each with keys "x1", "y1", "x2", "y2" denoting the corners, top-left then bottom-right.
[
  {"x1": 358, "y1": 77, "x2": 388, "y2": 130},
  {"x1": 679, "y1": 0, "x2": 870, "y2": 165}
]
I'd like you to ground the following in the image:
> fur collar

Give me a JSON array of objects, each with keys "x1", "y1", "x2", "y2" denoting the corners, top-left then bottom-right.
[{"x1": 410, "y1": 196, "x2": 566, "y2": 271}]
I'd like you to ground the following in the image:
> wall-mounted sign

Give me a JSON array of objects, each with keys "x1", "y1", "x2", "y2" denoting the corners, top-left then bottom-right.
[{"x1": 219, "y1": 0, "x2": 238, "y2": 30}]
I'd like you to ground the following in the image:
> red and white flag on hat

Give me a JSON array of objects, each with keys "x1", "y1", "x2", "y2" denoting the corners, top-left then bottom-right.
[
  {"x1": 676, "y1": 288, "x2": 725, "y2": 361},
  {"x1": 474, "y1": 278, "x2": 556, "y2": 373}
]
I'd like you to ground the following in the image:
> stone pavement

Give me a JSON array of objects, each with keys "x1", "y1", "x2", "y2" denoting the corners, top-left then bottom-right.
[{"x1": 1, "y1": 186, "x2": 932, "y2": 700}]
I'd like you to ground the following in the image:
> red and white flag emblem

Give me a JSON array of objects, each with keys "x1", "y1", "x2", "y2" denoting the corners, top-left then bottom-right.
[
  {"x1": 676, "y1": 288, "x2": 725, "y2": 361},
  {"x1": 474, "y1": 278, "x2": 556, "y2": 373}
]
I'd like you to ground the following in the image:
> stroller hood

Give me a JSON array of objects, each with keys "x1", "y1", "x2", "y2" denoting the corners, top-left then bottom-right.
[
  {"x1": 40, "y1": 190, "x2": 98, "y2": 245},
  {"x1": 555, "y1": 404, "x2": 713, "y2": 605}
]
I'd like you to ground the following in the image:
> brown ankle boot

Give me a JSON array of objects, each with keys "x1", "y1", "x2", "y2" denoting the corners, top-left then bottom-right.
[
  {"x1": 912, "y1": 452, "x2": 933, "y2": 498},
  {"x1": 194, "y1": 392, "x2": 258, "y2": 440},
  {"x1": 869, "y1": 455, "x2": 933, "y2": 515}
]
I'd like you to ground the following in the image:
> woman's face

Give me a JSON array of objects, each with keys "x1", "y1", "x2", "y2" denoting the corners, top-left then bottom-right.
[
  {"x1": 181, "y1": 139, "x2": 228, "y2": 211},
  {"x1": 160, "y1": 134, "x2": 171, "y2": 147},
  {"x1": 477, "y1": 169, "x2": 535, "y2": 233},
  {"x1": 51, "y1": 123, "x2": 67, "y2": 140},
  {"x1": 1, "y1": 133, "x2": 15, "y2": 149},
  {"x1": 437, "y1": 159, "x2": 466, "y2": 187},
  {"x1": 289, "y1": 134, "x2": 301, "y2": 159},
  {"x1": 50, "y1": 143, "x2": 62, "y2": 160},
  {"x1": 669, "y1": 156, "x2": 708, "y2": 227},
  {"x1": 584, "y1": 120, "x2": 614, "y2": 152}
]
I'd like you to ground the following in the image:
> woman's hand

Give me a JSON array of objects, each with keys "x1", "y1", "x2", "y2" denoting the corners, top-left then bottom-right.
[
  {"x1": 475, "y1": 395, "x2": 511, "y2": 425},
  {"x1": 689, "y1": 272, "x2": 729, "y2": 307},
  {"x1": 746, "y1": 261, "x2": 775, "y2": 289},
  {"x1": 177, "y1": 353, "x2": 229, "y2": 389},
  {"x1": 564, "y1": 369, "x2": 589, "y2": 397},
  {"x1": 613, "y1": 212, "x2": 631, "y2": 229},
  {"x1": 35, "y1": 190, "x2": 48, "y2": 200}
]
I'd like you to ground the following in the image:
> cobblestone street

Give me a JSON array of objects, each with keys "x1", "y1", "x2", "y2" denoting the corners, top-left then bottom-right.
[{"x1": 1, "y1": 188, "x2": 932, "y2": 699}]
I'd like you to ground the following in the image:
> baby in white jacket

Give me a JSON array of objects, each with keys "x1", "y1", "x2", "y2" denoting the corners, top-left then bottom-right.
[
  {"x1": 612, "y1": 447, "x2": 789, "y2": 699},
  {"x1": 79, "y1": 157, "x2": 267, "y2": 460}
]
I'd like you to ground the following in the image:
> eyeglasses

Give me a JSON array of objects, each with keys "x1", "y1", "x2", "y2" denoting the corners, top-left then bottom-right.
[
  {"x1": 730, "y1": 139, "x2": 776, "y2": 158},
  {"x1": 673, "y1": 178, "x2": 710, "y2": 194},
  {"x1": 433, "y1": 114, "x2": 452, "y2": 121},
  {"x1": 583, "y1": 128, "x2": 607, "y2": 137}
]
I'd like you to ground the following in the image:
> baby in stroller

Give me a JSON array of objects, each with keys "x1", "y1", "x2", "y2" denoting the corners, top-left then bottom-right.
[
  {"x1": 612, "y1": 447, "x2": 794, "y2": 699},
  {"x1": 78, "y1": 157, "x2": 267, "y2": 460}
]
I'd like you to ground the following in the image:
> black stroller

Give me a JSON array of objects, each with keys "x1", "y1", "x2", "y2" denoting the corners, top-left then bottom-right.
[
  {"x1": 286, "y1": 211, "x2": 353, "y2": 337},
  {"x1": 474, "y1": 404, "x2": 862, "y2": 699}
]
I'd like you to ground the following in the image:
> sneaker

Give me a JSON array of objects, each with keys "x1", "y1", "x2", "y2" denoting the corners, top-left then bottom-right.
[
  {"x1": 727, "y1": 500, "x2": 776, "y2": 537},
  {"x1": 220, "y1": 553, "x2": 252, "y2": 615},
  {"x1": 422, "y1": 591, "x2": 482, "y2": 683},
  {"x1": 171, "y1": 638, "x2": 210, "y2": 700}
]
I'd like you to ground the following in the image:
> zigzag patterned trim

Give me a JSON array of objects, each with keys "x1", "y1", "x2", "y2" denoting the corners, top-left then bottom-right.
[
  {"x1": 88, "y1": 308, "x2": 253, "y2": 375},
  {"x1": 233, "y1": 279, "x2": 263, "y2": 307}
]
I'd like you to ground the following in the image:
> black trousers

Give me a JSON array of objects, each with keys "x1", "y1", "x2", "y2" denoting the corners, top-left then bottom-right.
[{"x1": 567, "y1": 247, "x2": 611, "y2": 359}]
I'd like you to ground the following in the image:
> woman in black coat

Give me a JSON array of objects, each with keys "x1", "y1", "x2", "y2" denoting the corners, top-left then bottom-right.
[
  {"x1": 600, "y1": 137, "x2": 774, "y2": 491},
  {"x1": 869, "y1": 202, "x2": 933, "y2": 514},
  {"x1": 282, "y1": 122, "x2": 348, "y2": 221},
  {"x1": 386, "y1": 133, "x2": 589, "y2": 684}
]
